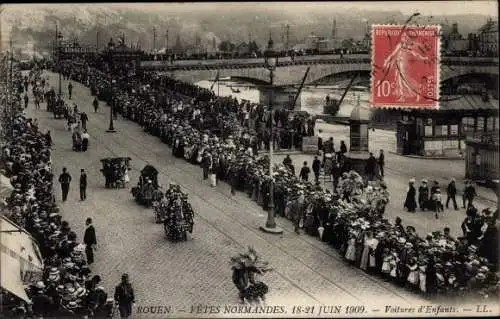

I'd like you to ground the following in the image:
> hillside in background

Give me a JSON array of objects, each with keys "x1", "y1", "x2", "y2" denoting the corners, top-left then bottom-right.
[{"x1": 0, "y1": 4, "x2": 494, "y2": 57}]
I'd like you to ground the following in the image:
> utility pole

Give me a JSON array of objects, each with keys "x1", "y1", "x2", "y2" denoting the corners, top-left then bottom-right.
[
  {"x1": 165, "y1": 29, "x2": 169, "y2": 51},
  {"x1": 56, "y1": 25, "x2": 62, "y2": 97},
  {"x1": 55, "y1": 24, "x2": 58, "y2": 61},
  {"x1": 332, "y1": 19, "x2": 337, "y2": 39},
  {"x1": 153, "y1": 27, "x2": 157, "y2": 53},
  {"x1": 9, "y1": 38, "x2": 14, "y2": 136},
  {"x1": 285, "y1": 24, "x2": 290, "y2": 51},
  {"x1": 96, "y1": 31, "x2": 100, "y2": 51}
]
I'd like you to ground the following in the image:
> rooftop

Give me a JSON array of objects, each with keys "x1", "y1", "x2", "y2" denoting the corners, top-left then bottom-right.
[
  {"x1": 439, "y1": 95, "x2": 499, "y2": 112},
  {"x1": 465, "y1": 131, "x2": 500, "y2": 145},
  {"x1": 478, "y1": 20, "x2": 499, "y2": 33}
]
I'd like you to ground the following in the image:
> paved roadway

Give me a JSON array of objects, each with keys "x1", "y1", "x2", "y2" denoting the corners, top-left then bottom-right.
[
  {"x1": 272, "y1": 122, "x2": 497, "y2": 240},
  {"x1": 23, "y1": 72, "x2": 442, "y2": 317}
]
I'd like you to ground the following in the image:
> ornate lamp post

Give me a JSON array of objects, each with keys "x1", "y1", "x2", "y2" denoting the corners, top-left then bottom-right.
[
  {"x1": 106, "y1": 79, "x2": 116, "y2": 132},
  {"x1": 56, "y1": 25, "x2": 63, "y2": 98},
  {"x1": 259, "y1": 33, "x2": 283, "y2": 234}
]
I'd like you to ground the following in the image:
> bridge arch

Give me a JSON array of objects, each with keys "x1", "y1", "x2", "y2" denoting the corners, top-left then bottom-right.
[
  {"x1": 441, "y1": 66, "x2": 499, "y2": 82},
  {"x1": 229, "y1": 76, "x2": 270, "y2": 86},
  {"x1": 310, "y1": 70, "x2": 371, "y2": 85},
  {"x1": 167, "y1": 61, "x2": 498, "y2": 88}
]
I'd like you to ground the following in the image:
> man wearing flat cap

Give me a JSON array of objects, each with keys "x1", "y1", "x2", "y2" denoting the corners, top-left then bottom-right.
[
  {"x1": 115, "y1": 274, "x2": 135, "y2": 319},
  {"x1": 84, "y1": 217, "x2": 97, "y2": 265}
]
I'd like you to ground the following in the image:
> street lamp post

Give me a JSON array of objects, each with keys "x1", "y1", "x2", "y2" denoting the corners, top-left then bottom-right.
[
  {"x1": 106, "y1": 79, "x2": 116, "y2": 132},
  {"x1": 56, "y1": 24, "x2": 62, "y2": 98},
  {"x1": 259, "y1": 33, "x2": 283, "y2": 235}
]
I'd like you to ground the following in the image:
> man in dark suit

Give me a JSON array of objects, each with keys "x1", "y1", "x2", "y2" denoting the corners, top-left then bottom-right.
[
  {"x1": 80, "y1": 169, "x2": 87, "y2": 201},
  {"x1": 84, "y1": 218, "x2": 97, "y2": 265},
  {"x1": 80, "y1": 112, "x2": 89, "y2": 130},
  {"x1": 378, "y1": 149, "x2": 385, "y2": 178},
  {"x1": 365, "y1": 153, "x2": 377, "y2": 182},
  {"x1": 58, "y1": 167, "x2": 72, "y2": 201},
  {"x1": 312, "y1": 156, "x2": 321, "y2": 183},
  {"x1": 115, "y1": 274, "x2": 135, "y2": 319}
]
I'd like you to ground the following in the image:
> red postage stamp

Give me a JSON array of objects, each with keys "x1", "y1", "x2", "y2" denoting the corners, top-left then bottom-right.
[{"x1": 371, "y1": 25, "x2": 440, "y2": 110}]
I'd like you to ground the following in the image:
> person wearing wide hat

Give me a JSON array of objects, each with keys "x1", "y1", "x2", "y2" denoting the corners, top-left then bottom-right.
[
  {"x1": 404, "y1": 178, "x2": 417, "y2": 212},
  {"x1": 418, "y1": 179, "x2": 429, "y2": 211},
  {"x1": 31, "y1": 281, "x2": 54, "y2": 318}
]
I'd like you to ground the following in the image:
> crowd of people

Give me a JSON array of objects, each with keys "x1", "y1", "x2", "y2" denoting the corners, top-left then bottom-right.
[
  {"x1": 56, "y1": 57, "x2": 499, "y2": 300},
  {"x1": 0, "y1": 69, "x2": 113, "y2": 317}
]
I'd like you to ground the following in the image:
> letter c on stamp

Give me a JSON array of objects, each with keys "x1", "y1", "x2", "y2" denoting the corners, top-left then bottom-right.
[{"x1": 371, "y1": 24, "x2": 441, "y2": 110}]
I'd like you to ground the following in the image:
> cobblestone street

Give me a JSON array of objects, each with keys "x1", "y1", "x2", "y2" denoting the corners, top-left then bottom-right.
[{"x1": 23, "y1": 71, "x2": 490, "y2": 317}]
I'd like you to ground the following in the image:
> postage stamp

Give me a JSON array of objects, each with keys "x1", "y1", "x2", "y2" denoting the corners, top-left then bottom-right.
[{"x1": 371, "y1": 24, "x2": 441, "y2": 110}]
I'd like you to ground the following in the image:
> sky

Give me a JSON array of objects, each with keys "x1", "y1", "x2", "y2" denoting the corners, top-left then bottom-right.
[
  {"x1": 3, "y1": 1, "x2": 498, "y2": 17},
  {"x1": 104, "y1": 1, "x2": 498, "y2": 16}
]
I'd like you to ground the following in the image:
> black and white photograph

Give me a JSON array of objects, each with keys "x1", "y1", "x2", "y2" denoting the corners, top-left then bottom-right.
[{"x1": 0, "y1": 1, "x2": 498, "y2": 318}]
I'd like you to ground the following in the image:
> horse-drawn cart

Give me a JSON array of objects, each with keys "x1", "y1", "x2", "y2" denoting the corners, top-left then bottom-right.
[
  {"x1": 131, "y1": 165, "x2": 161, "y2": 207},
  {"x1": 100, "y1": 157, "x2": 131, "y2": 189},
  {"x1": 53, "y1": 98, "x2": 67, "y2": 119}
]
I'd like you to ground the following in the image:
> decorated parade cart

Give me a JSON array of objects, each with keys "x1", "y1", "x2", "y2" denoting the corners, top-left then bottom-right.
[
  {"x1": 100, "y1": 157, "x2": 131, "y2": 189},
  {"x1": 131, "y1": 165, "x2": 161, "y2": 207},
  {"x1": 231, "y1": 247, "x2": 272, "y2": 304},
  {"x1": 45, "y1": 89, "x2": 56, "y2": 112},
  {"x1": 53, "y1": 97, "x2": 67, "y2": 119},
  {"x1": 153, "y1": 184, "x2": 194, "y2": 241}
]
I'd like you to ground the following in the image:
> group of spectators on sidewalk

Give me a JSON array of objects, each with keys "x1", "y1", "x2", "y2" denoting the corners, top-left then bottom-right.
[{"x1": 0, "y1": 69, "x2": 118, "y2": 318}]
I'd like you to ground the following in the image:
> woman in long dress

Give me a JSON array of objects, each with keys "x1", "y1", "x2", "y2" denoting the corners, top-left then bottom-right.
[
  {"x1": 359, "y1": 231, "x2": 373, "y2": 271},
  {"x1": 345, "y1": 233, "x2": 357, "y2": 263},
  {"x1": 404, "y1": 179, "x2": 417, "y2": 212}
]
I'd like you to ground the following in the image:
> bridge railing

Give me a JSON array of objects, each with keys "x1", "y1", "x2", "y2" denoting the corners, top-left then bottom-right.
[{"x1": 139, "y1": 55, "x2": 498, "y2": 70}]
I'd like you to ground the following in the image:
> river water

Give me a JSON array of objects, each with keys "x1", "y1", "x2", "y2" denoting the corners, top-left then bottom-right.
[{"x1": 195, "y1": 80, "x2": 371, "y2": 117}]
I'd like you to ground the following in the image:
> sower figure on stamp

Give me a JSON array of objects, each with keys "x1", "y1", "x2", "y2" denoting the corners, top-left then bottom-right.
[{"x1": 382, "y1": 32, "x2": 430, "y2": 103}]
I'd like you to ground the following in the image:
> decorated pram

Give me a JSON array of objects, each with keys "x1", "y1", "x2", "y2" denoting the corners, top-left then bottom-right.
[
  {"x1": 157, "y1": 185, "x2": 194, "y2": 241},
  {"x1": 100, "y1": 157, "x2": 131, "y2": 189},
  {"x1": 131, "y1": 165, "x2": 161, "y2": 207},
  {"x1": 45, "y1": 89, "x2": 56, "y2": 112},
  {"x1": 231, "y1": 247, "x2": 272, "y2": 304},
  {"x1": 53, "y1": 97, "x2": 67, "y2": 119}
]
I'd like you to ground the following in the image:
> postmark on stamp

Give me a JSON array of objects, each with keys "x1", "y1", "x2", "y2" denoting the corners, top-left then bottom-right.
[{"x1": 371, "y1": 24, "x2": 440, "y2": 110}]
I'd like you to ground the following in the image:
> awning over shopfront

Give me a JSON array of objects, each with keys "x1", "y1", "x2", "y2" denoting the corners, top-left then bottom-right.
[
  {"x1": 0, "y1": 173, "x2": 14, "y2": 198},
  {"x1": 1, "y1": 252, "x2": 30, "y2": 303},
  {"x1": 0, "y1": 215, "x2": 44, "y2": 277}
]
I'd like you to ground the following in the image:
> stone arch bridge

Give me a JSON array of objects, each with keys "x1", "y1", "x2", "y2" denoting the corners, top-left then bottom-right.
[{"x1": 143, "y1": 58, "x2": 499, "y2": 87}]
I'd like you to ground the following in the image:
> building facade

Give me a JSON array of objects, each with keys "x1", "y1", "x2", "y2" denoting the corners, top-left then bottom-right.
[
  {"x1": 304, "y1": 34, "x2": 324, "y2": 52},
  {"x1": 478, "y1": 19, "x2": 498, "y2": 56},
  {"x1": 396, "y1": 95, "x2": 499, "y2": 157},
  {"x1": 464, "y1": 131, "x2": 499, "y2": 183}
]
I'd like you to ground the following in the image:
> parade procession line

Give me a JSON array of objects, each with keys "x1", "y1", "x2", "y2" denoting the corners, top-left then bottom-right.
[{"x1": 21, "y1": 70, "x2": 437, "y2": 311}]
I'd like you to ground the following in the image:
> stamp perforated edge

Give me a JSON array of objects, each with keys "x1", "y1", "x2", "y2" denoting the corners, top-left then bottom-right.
[{"x1": 369, "y1": 24, "x2": 442, "y2": 110}]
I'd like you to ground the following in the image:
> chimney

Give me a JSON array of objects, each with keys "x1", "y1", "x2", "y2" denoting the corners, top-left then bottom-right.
[
  {"x1": 452, "y1": 23, "x2": 458, "y2": 34},
  {"x1": 332, "y1": 19, "x2": 337, "y2": 39}
]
